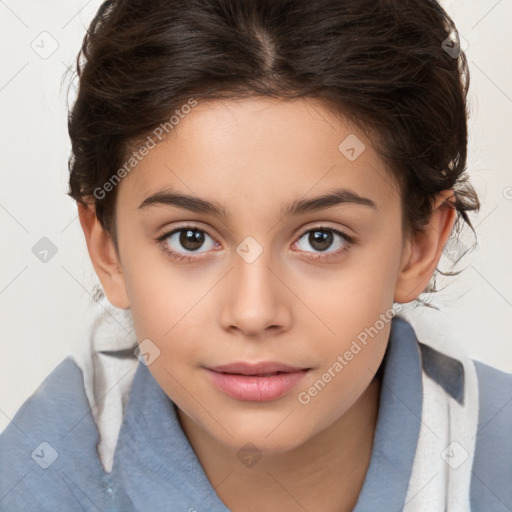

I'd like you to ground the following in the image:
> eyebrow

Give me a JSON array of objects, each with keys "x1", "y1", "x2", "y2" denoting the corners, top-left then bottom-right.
[{"x1": 138, "y1": 187, "x2": 377, "y2": 219}]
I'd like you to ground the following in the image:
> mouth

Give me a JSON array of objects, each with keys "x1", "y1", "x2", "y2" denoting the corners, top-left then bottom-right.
[
  {"x1": 204, "y1": 362, "x2": 311, "y2": 401},
  {"x1": 207, "y1": 361, "x2": 309, "y2": 376}
]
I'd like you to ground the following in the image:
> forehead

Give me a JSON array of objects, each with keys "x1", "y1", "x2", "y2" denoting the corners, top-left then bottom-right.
[{"x1": 117, "y1": 97, "x2": 400, "y2": 216}]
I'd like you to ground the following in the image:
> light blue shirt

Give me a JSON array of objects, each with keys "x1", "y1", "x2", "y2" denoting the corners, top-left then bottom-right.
[{"x1": 1, "y1": 316, "x2": 511, "y2": 511}]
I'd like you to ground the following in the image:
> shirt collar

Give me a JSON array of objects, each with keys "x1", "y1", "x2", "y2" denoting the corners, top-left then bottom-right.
[{"x1": 353, "y1": 315, "x2": 423, "y2": 511}]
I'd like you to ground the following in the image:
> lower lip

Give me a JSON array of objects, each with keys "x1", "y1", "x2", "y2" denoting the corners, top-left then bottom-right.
[{"x1": 205, "y1": 369, "x2": 309, "y2": 402}]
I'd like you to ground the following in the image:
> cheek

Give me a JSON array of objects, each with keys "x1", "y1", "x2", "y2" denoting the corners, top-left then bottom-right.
[
  {"x1": 291, "y1": 247, "x2": 399, "y2": 349},
  {"x1": 296, "y1": 322, "x2": 389, "y2": 428},
  {"x1": 120, "y1": 237, "x2": 208, "y2": 336},
  {"x1": 125, "y1": 287, "x2": 206, "y2": 411},
  {"x1": 291, "y1": 251, "x2": 397, "y2": 414},
  {"x1": 127, "y1": 290, "x2": 201, "y2": 363}
]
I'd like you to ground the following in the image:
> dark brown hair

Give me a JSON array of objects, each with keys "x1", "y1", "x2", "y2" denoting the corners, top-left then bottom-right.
[{"x1": 66, "y1": 0, "x2": 480, "y2": 303}]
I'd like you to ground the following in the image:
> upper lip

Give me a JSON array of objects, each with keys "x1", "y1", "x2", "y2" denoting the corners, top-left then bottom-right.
[{"x1": 206, "y1": 362, "x2": 309, "y2": 375}]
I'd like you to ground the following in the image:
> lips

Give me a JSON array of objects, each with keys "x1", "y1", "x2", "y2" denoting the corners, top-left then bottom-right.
[
  {"x1": 205, "y1": 362, "x2": 310, "y2": 401},
  {"x1": 207, "y1": 361, "x2": 308, "y2": 376}
]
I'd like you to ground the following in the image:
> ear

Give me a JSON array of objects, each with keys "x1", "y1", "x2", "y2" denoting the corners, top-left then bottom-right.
[
  {"x1": 394, "y1": 190, "x2": 457, "y2": 304},
  {"x1": 77, "y1": 201, "x2": 130, "y2": 309}
]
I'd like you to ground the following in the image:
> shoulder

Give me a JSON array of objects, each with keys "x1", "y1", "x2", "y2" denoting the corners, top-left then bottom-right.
[
  {"x1": 473, "y1": 358, "x2": 512, "y2": 400},
  {"x1": 0, "y1": 357, "x2": 113, "y2": 512},
  {"x1": 470, "y1": 359, "x2": 512, "y2": 510},
  {"x1": 472, "y1": 358, "x2": 512, "y2": 440},
  {"x1": 2, "y1": 357, "x2": 88, "y2": 435},
  {"x1": 472, "y1": 357, "x2": 512, "y2": 438}
]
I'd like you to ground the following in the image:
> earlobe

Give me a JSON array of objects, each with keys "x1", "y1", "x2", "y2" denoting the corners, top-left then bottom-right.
[
  {"x1": 77, "y1": 202, "x2": 130, "y2": 309},
  {"x1": 394, "y1": 190, "x2": 457, "y2": 304}
]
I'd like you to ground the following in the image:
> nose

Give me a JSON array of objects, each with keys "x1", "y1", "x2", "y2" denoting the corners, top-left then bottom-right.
[{"x1": 219, "y1": 246, "x2": 292, "y2": 338}]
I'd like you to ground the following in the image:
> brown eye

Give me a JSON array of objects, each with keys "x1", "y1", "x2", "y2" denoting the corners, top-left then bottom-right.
[
  {"x1": 295, "y1": 227, "x2": 350, "y2": 253},
  {"x1": 179, "y1": 229, "x2": 206, "y2": 251},
  {"x1": 159, "y1": 226, "x2": 218, "y2": 259},
  {"x1": 293, "y1": 226, "x2": 354, "y2": 261},
  {"x1": 308, "y1": 230, "x2": 334, "y2": 251}
]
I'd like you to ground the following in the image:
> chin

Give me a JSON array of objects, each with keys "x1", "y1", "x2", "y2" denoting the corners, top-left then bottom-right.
[{"x1": 214, "y1": 420, "x2": 312, "y2": 455}]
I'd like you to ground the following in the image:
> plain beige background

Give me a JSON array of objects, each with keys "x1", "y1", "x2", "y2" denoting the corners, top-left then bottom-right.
[{"x1": 1, "y1": 0, "x2": 511, "y2": 433}]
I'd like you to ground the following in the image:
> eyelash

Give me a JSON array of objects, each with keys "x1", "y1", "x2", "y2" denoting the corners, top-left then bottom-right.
[{"x1": 156, "y1": 224, "x2": 355, "y2": 263}]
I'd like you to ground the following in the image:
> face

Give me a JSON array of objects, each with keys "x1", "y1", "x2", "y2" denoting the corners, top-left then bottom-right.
[{"x1": 111, "y1": 97, "x2": 407, "y2": 454}]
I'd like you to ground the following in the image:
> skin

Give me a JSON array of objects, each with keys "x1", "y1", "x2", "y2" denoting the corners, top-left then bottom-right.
[{"x1": 78, "y1": 97, "x2": 456, "y2": 512}]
